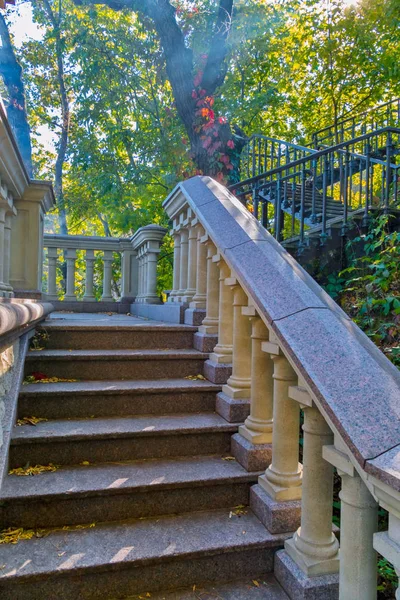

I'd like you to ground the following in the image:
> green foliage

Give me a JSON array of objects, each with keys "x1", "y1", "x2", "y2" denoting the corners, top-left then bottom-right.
[{"x1": 325, "y1": 214, "x2": 400, "y2": 367}]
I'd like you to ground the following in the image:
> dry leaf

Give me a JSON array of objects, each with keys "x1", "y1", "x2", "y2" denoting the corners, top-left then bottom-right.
[
  {"x1": 222, "y1": 456, "x2": 236, "y2": 461},
  {"x1": 80, "y1": 461, "x2": 90, "y2": 466},
  {"x1": 16, "y1": 416, "x2": 48, "y2": 427},
  {"x1": 9, "y1": 464, "x2": 59, "y2": 476},
  {"x1": 23, "y1": 376, "x2": 78, "y2": 385},
  {"x1": 184, "y1": 374, "x2": 206, "y2": 381},
  {"x1": 252, "y1": 580, "x2": 260, "y2": 587}
]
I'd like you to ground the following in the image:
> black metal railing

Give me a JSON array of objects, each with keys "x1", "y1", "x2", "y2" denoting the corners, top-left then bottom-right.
[
  {"x1": 312, "y1": 98, "x2": 400, "y2": 148},
  {"x1": 240, "y1": 134, "x2": 316, "y2": 181},
  {"x1": 230, "y1": 127, "x2": 400, "y2": 250}
]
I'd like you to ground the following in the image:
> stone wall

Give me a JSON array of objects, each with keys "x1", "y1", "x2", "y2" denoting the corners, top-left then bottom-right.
[{"x1": 0, "y1": 338, "x2": 19, "y2": 455}]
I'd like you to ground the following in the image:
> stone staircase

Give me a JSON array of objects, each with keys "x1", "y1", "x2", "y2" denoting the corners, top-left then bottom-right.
[{"x1": 0, "y1": 316, "x2": 289, "y2": 599}]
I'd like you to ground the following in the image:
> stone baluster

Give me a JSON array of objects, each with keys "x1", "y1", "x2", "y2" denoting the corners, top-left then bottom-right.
[
  {"x1": 323, "y1": 441, "x2": 378, "y2": 600},
  {"x1": 198, "y1": 239, "x2": 219, "y2": 334},
  {"x1": 189, "y1": 224, "x2": 207, "y2": 309},
  {"x1": 3, "y1": 212, "x2": 13, "y2": 294},
  {"x1": 216, "y1": 283, "x2": 251, "y2": 422},
  {"x1": 222, "y1": 284, "x2": 251, "y2": 398},
  {"x1": 182, "y1": 222, "x2": 197, "y2": 303},
  {"x1": 169, "y1": 230, "x2": 181, "y2": 302},
  {"x1": 83, "y1": 249, "x2": 96, "y2": 302},
  {"x1": 145, "y1": 242, "x2": 162, "y2": 304},
  {"x1": 258, "y1": 347, "x2": 302, "y2": 502},
  {"x1": 232, "y1": 312, "x2": 273, "y2": 471},
  {"x1": 284, "y1": 395, "x2": 339, "y2": 577},
  {"x1": 120, "y1": 245, "x2": 138, "y2": 301},
  {"x1": 178, "y1": 227, "x2": 189, "y2": 301},
  {"x1": 209, "y1": 259, "x2": 233, "y2": 364},
  {"x1": 374, "y1": 511, "x2": 400, "y2": 600},
  {"x1": 46, "y1": 247, "x2": 59, "y2": 301},
  {"x1": 64, "y1": 249, "x2": 77, "y2": 301},
  {"x1": 136, "y1": 249, "x2": 143, "y2": 302},
  {"x1": 101, "y1": 250, "x2": 114, "y2": 302},
  {"x1": 0, "y1": 207, "x2": 6, "y2": 295}
]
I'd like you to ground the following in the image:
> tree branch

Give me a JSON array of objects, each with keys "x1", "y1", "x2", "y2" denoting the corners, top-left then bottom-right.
[{"x1": 202, "y1": 0, "x2": 234, "y2": 94}]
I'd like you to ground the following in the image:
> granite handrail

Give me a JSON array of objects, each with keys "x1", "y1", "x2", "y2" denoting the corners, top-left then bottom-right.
[{"x1": 161, "y1": 175, "x2": 400, "y2": 599}]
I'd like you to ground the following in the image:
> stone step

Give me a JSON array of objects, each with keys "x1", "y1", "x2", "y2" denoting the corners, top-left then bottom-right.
[
  {"x1": 0, "y1": 508, "x2": 288, "y2": 600},
  {"x1": 0, "y1": 455, "x2": 258, "y2": 529},
  {"x1": 37, "y1": 323, "x2": 197, "y2": 350},
  {"x1": 10, "y1": 413, "x2": 238, "y2": 467},
  {"x1": 18, "y1": 379, "x2": 221, "y2": 419},
  {"x1": 136, "y1": 575, "x2": 289, "y2": 599},
  {"x1": 24, "y1": 349, "x2": 207, "y2": 380}
]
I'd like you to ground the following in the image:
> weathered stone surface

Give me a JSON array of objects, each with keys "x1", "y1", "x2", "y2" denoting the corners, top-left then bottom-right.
[
  {"x1": 366, "y1": 445, "x2": 400, "y2": 492},
  {"x1": 19, "y1": 378, "x2": 221, "y2": 419},
  {"x1": 274, "y1": 550, "x2": 339, "y2": 600},
  {"x1": 204, "y1": 359, "x2": 232, "y2": 384},
  {"x1": 250, "y1": 484, "x2": 301, "y2": 534},
  {"x1": 0, "y1": 508, "x2": 287, "y2": 599},
  {"x1": 0, "y1": 299, "x2": 53, "y2": 340},
  {"x1": 216, "y1": 391, "x2": 250, "y2": 423},
  {"x1": 184, "y1": 308, "x2": 206, "y2": 326},
  {"x1": 231, "y1": 433, "x2": 272, "y2": 472},
  {"x1": 193, "y1": 332, "x2": 217, "y2": 353},
  {"x1": 135, "y1": 575, "x2": 289, "y2": 599},
  {"x1": 272, "y1": 309, "x2": 400, "y2": 468}
]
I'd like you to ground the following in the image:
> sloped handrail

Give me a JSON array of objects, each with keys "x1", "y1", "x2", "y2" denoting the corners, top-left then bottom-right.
[{"x1": 160, "y1": 175, "x2": 400, "y2": 598}]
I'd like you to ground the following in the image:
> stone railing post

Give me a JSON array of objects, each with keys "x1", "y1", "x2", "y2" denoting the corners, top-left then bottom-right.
[
  {"x1": 120, "y1": 242, "x2": 138, "y2": 302},
  {"x1": 323, "y1": 442, "x2": 378, "y2": 600},
  {"x1": 189, "y1": 223, "x2": 207, "y2": 309},
  {"x1": 3, "y1": 212, "x2": 13, "y2": 295},
  {"x1": 217, "y1": 282, "x2": 251, "y2": 422},
  {"x1": 131, "y1": 225, "x2": 167, "y2": 304},
  {"x1": 198, "y1": 239, "x2": 219, "y2": 334},
  {"x1": 46, "y1": 247, "x2": 59, "y2": 301},
  {"x1": 232, "y1": 310, "x2": 273, "y2": 471},
  {"x1": 83, "y1": 249, "x2": 96, "y2": 302},
  {"x1": 0, "y1": 206, "x2": 6, "y2": 296},
  {"x1": 284, "y1": 392, "x2": 339, "y2": 574},
  {"x1": 168, "y1": 228, "x2": 181, "y2": 302},
  {"x1": 182, "y1": 220, "x2": 197, "y2": 303},
  {"x1": 178, "y1": 226, "x2": 189, "y2": 301},
  {"x1": 374, "y1": 511, "x2": 400, "y2": 600},
  {"x1": 64, "y1": 249, "x2": 77, "y2": 301},
  {"x1": 101, "y1": 250, "x2": 114, "y2": 302}
]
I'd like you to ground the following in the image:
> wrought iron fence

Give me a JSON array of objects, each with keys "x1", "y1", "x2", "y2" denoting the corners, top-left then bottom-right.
[{"x1": 230, "y1": 127, "x2": 400, "y2": 250}]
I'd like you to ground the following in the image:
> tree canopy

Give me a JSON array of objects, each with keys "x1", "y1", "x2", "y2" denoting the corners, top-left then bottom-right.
[{"x1": 0, "y1": 0, "x2": 399, "y2": 236}]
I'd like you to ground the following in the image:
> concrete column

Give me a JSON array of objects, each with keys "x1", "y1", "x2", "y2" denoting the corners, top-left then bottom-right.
[
  {"x1": 3, "y1": 213, "x2": 13, "y2": 293},
  {"x1": 182, "y1": 223, "x2": 197, "y2": 302},
  {"x1": 101, "y1": 250, "x2": 113, "y2": 302},
  {"x1": 46, "y1": 247, "x2": 59, "y2": 301},
  {"x1": 83, "y1": 249, "x2": 96, "y2": 301},
  {"x1": 0, "y1": 207, "x2": 5, "y2": 294},
  {"x1": 144, "y1": 250, "x2": 160, "y2": 303},
  {"x1": 64, "y1": 248, "x2": 77, "y2": 301},
  {"x1": 198, "y1": 241, "x2": 219, "y2": 334},
  {"x1": 121, "y1": 248, "x2": 137, "y2": 300},
  {"x1": 222, "y1": 285, "x2": 251, "y2": 398},
  {"x1": 239, "y1": 317, "x2": 273, "y2": 443},
  {"x1": 259, "y1": 354, "x2": 302, "y2": 501},
  {"x1": 339, "y1": 471, "x2": 378, "y2": 600},
  {"x1": 285, "y1": 404, "x2": 339, "y2": 576},
  {"x1": 178, "y1": 227, "x2": 189, "y2": 299},
  {"x1": 169, "y1": 231, "x2": 181, "y2": 302},
  {"x1": 374, "y1": 513, "x2": 400, "y2": 600},
  {"x1": 189, "y1": 225, "x2": 207, "y2": 309},
  {"x1": 209, "y1": 260, "x2": 233, "y2": 364}
]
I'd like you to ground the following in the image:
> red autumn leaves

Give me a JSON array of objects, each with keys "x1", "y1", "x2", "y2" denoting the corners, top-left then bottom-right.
[{"x1": 192, "y1": 69, "x2": 235, "y2": 183}]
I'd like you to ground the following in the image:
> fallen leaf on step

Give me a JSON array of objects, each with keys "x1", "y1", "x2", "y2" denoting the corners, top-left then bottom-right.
[
  {"x1": 58, "y1": 552, "x2": 66, "y2": 557},
  {"x1": 184, "y1": 374, "x2": 206, "y2": 380},
  {"x1": 229, "y1": 505, "x2": 248, "y2": 518},
  {"x1": 16, "y1": 416, "x2": 48, "y2": 426},
  {"x1": 252, "y1": 580, "x2": 260, "y2": 587},
  {"x1": 9, "y1": 464, "x2": 59, "y2": 476},
  {"x1": 80, "y1": 461, "x2": 90, "y2": 466},
  {"x1": 0, "y1": 528, "x2": 38, "y2": 544},
  {"x1": 23, "y1": 376, "x2": 78, "y2": 385},
  {"x1": 222, "y1": 456, "x2": 236, "y2": 461},
  {"x1": 0, "y1": 564, "x2": 5, "y2": 569}
]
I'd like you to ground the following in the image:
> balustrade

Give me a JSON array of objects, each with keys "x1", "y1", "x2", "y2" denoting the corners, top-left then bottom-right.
[
  {"x1": 43, "y1": 225, "x2": 166, "y2": 306},
  {"x1": 155, "y1": 176, "x2": 400, "y2": 600}
]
